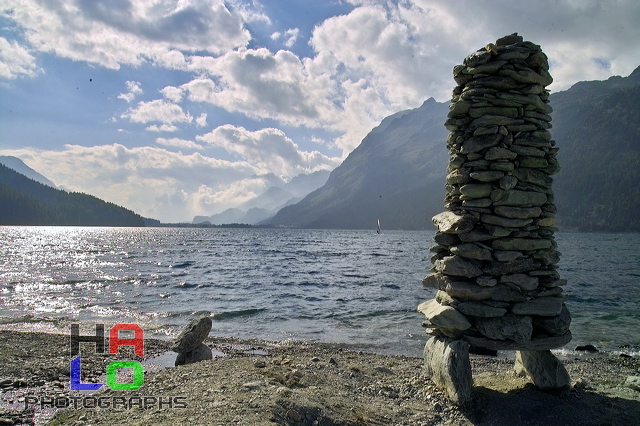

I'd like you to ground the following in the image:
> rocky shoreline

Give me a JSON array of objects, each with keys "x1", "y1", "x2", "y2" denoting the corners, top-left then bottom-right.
[{"x1": 0, "y1": 330, "x2": 639, "y2": 425}]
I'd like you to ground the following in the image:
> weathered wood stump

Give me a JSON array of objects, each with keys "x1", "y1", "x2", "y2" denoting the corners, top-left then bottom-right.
[{"x1": 419, "y1": 33, "x2": 570, "y2": 403}]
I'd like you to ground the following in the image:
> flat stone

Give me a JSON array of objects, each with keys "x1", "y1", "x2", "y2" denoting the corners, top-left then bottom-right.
[
  {"x1": 459, "y1": 230, "x2": 505, "y2": 243},
  {"x1": 470, "y1": 115, "x2": 524, "y2": 129},
  {"x1": 418, "y1": 299, "x2": 472, "y2": 332},
  {"x1": 172, "y1": 314, "x2": 213, "y2": 353},
  {"x1": 493, "y1": 250, "x2": 523, "y2": 262},
  {"x1": 473, "y1": 126, "x2": 499, "y2": 136},
  {"x1": 449, "y1": 155, "x2": 466, "y2": 169},
  {"x1": 422, "y1": 273, "x2": 449, "y2": 290},
  {"x1": 435, "y1": 255, "x2": 483, "y2": 278},
  {"x1": 512, "y1": 168, "x2": 553, "y2": 188},
  {"x1": 465, "y1": 159, "x2": 491, "y2": 167},
  {"x1": 501, "y1": 274, "x2": 538, "y2": 291},
  {"x1": 467, "y1": 76, "x2": 520, "y2": 91},
  {"x1": 499, "y1": 176, "x2": 519, "y2": 190},
  {"x1": 458, "y1": 302, "x2": 507, "y2": 318},
  {"x1": 423, "y1": 336, "x2": 473, "y2": 405},
  {"x1": 512, "y1": 297, "x2": 565, "y2": 316},
  {"x1": 519, "y1": 157, "x2": 549, "y2": 168},
  {"x1": 500, "y1": 68, "x2": 553, "y2": 86},
  {"x1": 445, "y1": 281, "x2": 495, "y2": 301},
  {"x1": 496, "y1": 92, "x2": 552, "y2": 114},
  {"x1": 526, "y1": 51, "x2": 549, "y2": 70},
  {"x1": 496, "y1": 33, "x2": 524, "y2": 46},
  {"x1": 542, "y1": 278, "x2": 567, "y2": 288},
  {"x1": 462, "y1": 198, "x2": 492, "y2": 208},
  {"x1": 485, "y1": 147, "x2": 517, "y2": 161},
  {"x1": 491, "y1": 162, "x2": 515, "y2": 172},
  {"x1": 460, "y1": 134, "x2": 502, "y2": 154},
  {"x1": 483, "y1": 257, "x2": 542, "y2": 275},
  {"x1": 475, "y1": 314, "x2": 532, "y2": 342},
  {"x1": 460, "y1": 183, "x2": 493, "y2": 199},
  {"x1": 492, "y1": 238, "x2": 552, "y2": 251},
  {"x1": 516, "y1": 136, "x2": 551, "y2": 147},
  {"x1": 491, "y1": 190, "x2": 548, "y2": 206},
  {"x1": 464, "y1": 50, "x2": 491, "y2": 67},
  {"x1": 463, "y1": 60, "x2": 507, "y2": 75},
  {"x1": 447, "y1": 100, "x2": 472, "y2": 118},
  {"x1": 486, "y1": 226, "x2": 513, "y2": 237},
  {"x1": 469, "y1": 107, "x2": 518, "y2": 118},
  {"x1": 481, "y1": 214, "x2": 533, "y2": 228},
  {"x1": 535, "y1": 217, "x2": 555, "y2": 227},
  {"x1": 514, "y1": 350, "x2": 570, "y2": 390},
  {"x1": 464, "y1": 332, "x2": 572, "y2": 351},
  {"x1": 436, "y1": 290, "x2": 457, "y2": 307},
  {"x1": 434, "y1": 233, "x2": 461, "y2": 246},
  {"x1": 532, "y1": 249, "x2": 560, "y2": 265},
  {"x1": 494, "y1": 206, "x2": 542, "y2": 219},
  {"x1": 533, "y1": 305, "x2": 571, "y2": 336},
  {"x1": 491, "y1": 284, "x2": 527, "y2": 302},
  {"x1": 432, "y1": 212, "x2": 478, "y2": 234},
  {"x1": 446, "y1": 168, "x2": 471, "y2": 184},
  {"x1": 510, "y1": 145, "x2": 546, "y2": 158},
  {"x1": 476, "y1": 276, "x2": 497, "y2": 287},
  {"x1": 470, "y1": 170, "x2": 505, "y2": 182},
  {"x1": 450, "y1": 243, "x2": 493, "y2": 261}
]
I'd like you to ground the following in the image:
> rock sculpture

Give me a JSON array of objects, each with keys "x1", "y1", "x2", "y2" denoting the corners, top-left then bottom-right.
[
  {"x1": 173, "y1": 314, "x2": 213, "y2": 366},
  {"x1": 419, "y1": 33, "x2": 571, "y2": 404}
]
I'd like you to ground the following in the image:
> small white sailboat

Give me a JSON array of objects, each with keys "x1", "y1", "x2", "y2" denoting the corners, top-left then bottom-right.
[{"x1": 376, "y1": 219, "x2": 381, "y2": 234}]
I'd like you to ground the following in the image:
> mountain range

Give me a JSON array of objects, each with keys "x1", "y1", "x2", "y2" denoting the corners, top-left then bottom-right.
[
  {"x1": 193, "y1": 170, "x2": 330, "y2": 225},
  {"x1": 3, "y1": 66, "x2": 638, "y2": 231},
  {"x1": 265, "y1": 66, "x2": 640, "y2": 232}
]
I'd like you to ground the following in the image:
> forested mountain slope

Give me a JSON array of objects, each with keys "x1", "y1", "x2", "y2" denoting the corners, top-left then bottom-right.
[{"x1": 0, "y1": 163, "x2": 146, "y2": 226}]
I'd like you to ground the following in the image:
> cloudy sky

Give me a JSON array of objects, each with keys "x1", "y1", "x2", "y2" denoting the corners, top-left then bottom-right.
[{"x1": 1, "y1": 0, "x2": 639, "y2": 222}]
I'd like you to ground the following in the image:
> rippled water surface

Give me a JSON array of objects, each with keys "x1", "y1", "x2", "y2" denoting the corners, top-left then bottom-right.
[{"x1": 1, "y1": 227, "x2": 638, "y2": 356}]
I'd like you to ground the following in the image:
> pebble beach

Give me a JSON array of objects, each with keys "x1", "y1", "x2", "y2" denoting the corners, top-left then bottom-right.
[{"x1": 0, "y1": 330, "x2": 639, "y2": 425}]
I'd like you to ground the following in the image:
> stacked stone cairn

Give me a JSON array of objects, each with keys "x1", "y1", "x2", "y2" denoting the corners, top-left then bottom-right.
[
  {"x1": 418, "y1": 34, "x2": 571, "y2": 404},
  {"x1": 173, "y1": 314, "x2": 213, "y2": 366}
]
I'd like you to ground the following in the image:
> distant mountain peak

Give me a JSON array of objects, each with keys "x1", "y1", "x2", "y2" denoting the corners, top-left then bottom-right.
[
  {"x1": 628, "y1": 64, "x2": 640, "y2": 81},
  {"x1": 0, "y1": 156, "x2": 57, "y2": 188}
]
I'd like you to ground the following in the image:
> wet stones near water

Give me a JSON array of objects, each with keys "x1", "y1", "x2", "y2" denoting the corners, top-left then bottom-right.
[
  {"x1": 420, "y1": 34, "x2": 571, "y2": 402},
  {"x1": 173, "y1": 315, "x2": 213, "y2": 366}
]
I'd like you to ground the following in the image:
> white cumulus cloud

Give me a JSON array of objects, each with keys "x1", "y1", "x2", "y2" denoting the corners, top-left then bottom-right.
[
  {"x1": 155, "y1": 137, "x2": 203, "y2": 150},
  {"x1": 0, "y1": 37, "x2": 38, "y2": 79},
  {"x1": 117, "y1": 81, "x2": 143, "y2": 103},
  {"x1": 122, "y1": 99, "x2": 193, "y2": 127},
  {"x1": 1, "y1": 0, "x2": 251, "y2": 70},
  {"x1": 197, "y1": 125, "x2": 340, "y2": 177}
]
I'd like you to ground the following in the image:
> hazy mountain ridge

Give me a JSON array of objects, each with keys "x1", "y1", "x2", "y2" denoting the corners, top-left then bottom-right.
[
  {"x1": 264, "y1": 99, "x2": 450, "y2": 230},
  {"x1": 265, "y1": 67, "x2": 640, "y2": 231},
  {"x1": 193, "y1": 170, "x2": 331, "y2": 225},
  {"x1": 0, "y1": 163, "x2": 146, "y2": 226},
  {"x1": 0, "y1": 156, "x2": 58, "y2": 188}
]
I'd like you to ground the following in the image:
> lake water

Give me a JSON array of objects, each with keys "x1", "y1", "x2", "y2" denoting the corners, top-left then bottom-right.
[{"x1": 0, "y1": 227, "x2": 638, "y2": 357}]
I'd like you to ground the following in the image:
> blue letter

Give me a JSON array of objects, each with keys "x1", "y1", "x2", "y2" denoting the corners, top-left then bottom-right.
[{"x1": 70, "y1": 356, "x2": 102, "y2": 391}]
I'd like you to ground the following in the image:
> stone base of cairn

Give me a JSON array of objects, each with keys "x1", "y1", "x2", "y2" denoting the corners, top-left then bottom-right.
[
  {"x1": 418, "y1": 34, "x2": 571, "y2": 404},
  {"x1": 173, "y1": 315, "x2": 213, "y2": 366}
]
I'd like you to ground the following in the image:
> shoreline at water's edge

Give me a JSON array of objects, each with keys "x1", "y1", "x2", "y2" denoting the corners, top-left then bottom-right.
[{"x1": 0, "y1": 330, "x2": 639, "y2": 425}]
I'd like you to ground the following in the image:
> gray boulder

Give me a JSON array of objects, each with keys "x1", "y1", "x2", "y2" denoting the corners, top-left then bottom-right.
[
  {"x1": 172, "y1": 314, "x2": 213, "y2": 353},
  {"x1": 175, "y1": 343, "x2": 213, "y2": 366}
]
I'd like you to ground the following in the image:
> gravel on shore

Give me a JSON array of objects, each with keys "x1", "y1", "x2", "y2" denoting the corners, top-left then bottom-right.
[{"x1": 0, "y1": 330, "x2": 639, "y2": 425}]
